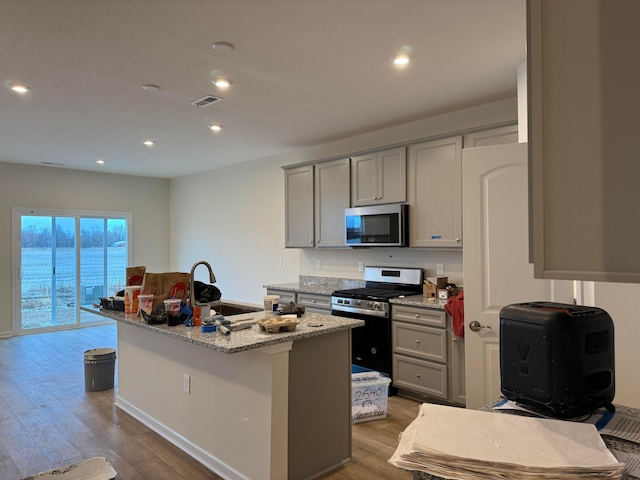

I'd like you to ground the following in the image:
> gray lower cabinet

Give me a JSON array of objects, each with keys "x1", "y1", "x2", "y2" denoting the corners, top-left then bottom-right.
[
  {"x1": 265, "y1": 289, "x2": 331, "y2": 314},
  {"x1": 392, "y1": 304, "x2": 465, "y2": 405},
  {"x1": 449, "y1": 325, "x2": 466, "y2": 405},
  {"x1": 265, "y1": 288, "x2": 296, "y2": 307},
  {"x1": 296, "y1": 292, "x2": 331, "y2": 314}
]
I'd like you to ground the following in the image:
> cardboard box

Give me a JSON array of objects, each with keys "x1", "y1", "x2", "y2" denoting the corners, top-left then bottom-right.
[
  {"x1": 352, "y1": 372, "x2": 391, "y2": 424},
  {"x1": 424, "y1": 277, "x2": 448, "y2": 298},
  {"x1": 423, "y1": 283, "x2": 437, "y2": 298}
]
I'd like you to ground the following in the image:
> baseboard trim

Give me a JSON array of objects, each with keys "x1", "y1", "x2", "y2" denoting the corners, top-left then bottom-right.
[{"x1": 115, "y1": 395, "x2": 249, "y2": 480}]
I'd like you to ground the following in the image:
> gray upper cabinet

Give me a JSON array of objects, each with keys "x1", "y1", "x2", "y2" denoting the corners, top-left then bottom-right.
[
  {"x1": 408, "y1": 136, "x2": 463, "y2": 248},
  {"x1": 315, "y1": 158, "x2": 350, "y2": 247},
  {"x1": 284, "y1": 158, "x2": 350, "y2": 249},
  {"x1": 528, "y1": 1, "x2": 640, "y2": 282},
  {"x1": 284, "y1": 165, "x2": 314, "y2": 248},
  {"x1": 463, "y1": 124, "x2": 518, "y2": 148},
  {"x1": 351, "y1": 146, "x2": 406, "y2": 207}
]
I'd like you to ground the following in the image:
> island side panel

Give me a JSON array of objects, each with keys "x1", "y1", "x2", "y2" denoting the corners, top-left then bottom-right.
[
  {"x1": 288, "y1": 329, "x2": 352, "y2": 479},
  {"x1": 116, "y1": 322, "x2": 290, "y2": 480}
]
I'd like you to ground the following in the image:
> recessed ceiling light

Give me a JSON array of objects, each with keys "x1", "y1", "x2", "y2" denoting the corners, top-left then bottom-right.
[
  {"x1": 212, "y1": 42, "x2": 234, "y2": 52},
  {"x1": 208, "y1": 124, "x2": 223, "y2": 132},
  {"x1": 142, "y1": 84, "x2": 161, "y2": 91},
  {"x1": 212, "y1": 78, "x2": 233, "y2": 88},
  {"x1": 392, "y1": 53, "x2": 411, "y2": 65},
  {"x1": 143, "y1": 140, "x2": 155, "y2": 146},
  {"x1": 7, "y1": 82, "x2": 31, "y2": 93},
  {"x1": 96, "y1": 159, "x2": 106, "y2": 164}
]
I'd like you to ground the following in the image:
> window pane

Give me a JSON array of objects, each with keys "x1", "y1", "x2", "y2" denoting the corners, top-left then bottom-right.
[
  {"x1": 107, "y1": 218, "x2": 127, "y2": 294},
  {"x1": 53, "y1": 216, "x2": 76, "y2": 326},
  {"x1": 80, "y1": 218, "x2": 106, "y2": 306}
]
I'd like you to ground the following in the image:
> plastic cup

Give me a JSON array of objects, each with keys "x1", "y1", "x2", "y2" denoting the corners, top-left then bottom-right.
[
  {"x1": 138, "y1": 294, "x2": 154, "y2": 316},
  {"x1": 124, "y1": 286, "x2": 142, "y2": 314},
  {"x1": 193, "y1": 305, "x2": 210, "y2": 327},
  {"x1": 263, "y1": 295, "x2": 279, "y2": 312},
  {"x1": 164, "y1": 299, "x2": 182, "y2": 326}
]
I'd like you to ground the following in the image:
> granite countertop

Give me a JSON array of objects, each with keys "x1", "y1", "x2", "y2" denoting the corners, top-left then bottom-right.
[
  {"x1": 81, "y1": 305, "x2": 364, "y2": 354},
  {"x1": 390, "y1": 294, "x2": 447, "y2": 310},
  {"x1": 264, "y1": 277, "x2": 448, "y2": 310}
]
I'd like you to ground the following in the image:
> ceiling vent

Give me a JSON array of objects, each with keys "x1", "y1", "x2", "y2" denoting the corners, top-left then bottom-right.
[
  {"x1": 190, "y1": 95, "x2": 223, "y2": 108},
  {"x1": 41, "y1": 161, "x2": 66, "y2": 167}
]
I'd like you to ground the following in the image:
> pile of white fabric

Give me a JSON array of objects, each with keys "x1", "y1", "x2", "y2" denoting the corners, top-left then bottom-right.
[{"x1": 389, "y1": 403, "x2": 624, "y2": 480}]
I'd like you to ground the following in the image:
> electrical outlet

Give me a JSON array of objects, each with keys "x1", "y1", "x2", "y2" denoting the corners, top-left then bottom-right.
[
  {"x1": 358, "y1": 262, "x2": 364, "y2": 273},
  {"x1": 183, "y1": 374, "x2": 190, "y2": 394},
  {"x1": 277, "y1": 258, "x2": 282, "y2": 268},
  {"x1": 437, "y1": 263, "x2": 444, "y2": 276},
  {"x1": 316, "y1": 260, "x2": 322, "y2": 270}
]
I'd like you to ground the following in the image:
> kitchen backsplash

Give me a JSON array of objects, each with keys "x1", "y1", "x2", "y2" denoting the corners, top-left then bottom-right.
[
  {"x1": 298, "y1": 249, "x2": 464, "y2": 287},
  {"x1": 298, "y1": 275, "x2": 365, "y2": 290}
]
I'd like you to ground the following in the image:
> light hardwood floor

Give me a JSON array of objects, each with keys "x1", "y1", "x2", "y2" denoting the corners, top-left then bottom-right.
[{"x1": 0, "y1": 324, "x2": 419, "y2": 480}]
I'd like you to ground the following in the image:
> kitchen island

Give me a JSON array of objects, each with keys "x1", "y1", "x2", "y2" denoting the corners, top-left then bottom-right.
[{"x1": 83, "y1": 306, "x2": 364, "y2": 480}]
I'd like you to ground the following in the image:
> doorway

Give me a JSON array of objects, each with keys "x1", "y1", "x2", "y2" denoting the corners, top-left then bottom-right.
[{"x1": 12, "y1": 208, "x2": 131, "y2": 334}]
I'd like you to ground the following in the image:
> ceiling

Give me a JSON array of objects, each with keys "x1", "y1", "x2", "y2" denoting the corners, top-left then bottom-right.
[{"x1": 0, "y1": 0, "x2": 526, "y2": 179}]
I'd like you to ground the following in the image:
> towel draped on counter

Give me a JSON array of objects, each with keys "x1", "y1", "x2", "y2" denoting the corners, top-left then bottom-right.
[{"x1": 444, "y1": 290, "x2": 464, "y2": 337}]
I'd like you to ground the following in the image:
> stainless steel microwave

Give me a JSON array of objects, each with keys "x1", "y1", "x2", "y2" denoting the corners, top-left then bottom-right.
[{"x1": 345, "y1": 204, "x2": 408, "y2": 247}]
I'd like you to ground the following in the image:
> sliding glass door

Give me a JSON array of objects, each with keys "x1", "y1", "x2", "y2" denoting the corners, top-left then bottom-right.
[
  {"x1": 20, "y1": 215, "x2": 76, "y2": 329},
  {"x1": 13, "y1": 208, "x2": 130, "y2": 334}
]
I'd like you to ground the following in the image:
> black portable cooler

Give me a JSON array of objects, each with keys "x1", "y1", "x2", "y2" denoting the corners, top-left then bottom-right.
[{"x1": 499, "y1": 302, "x2": 615, "y2": 418}]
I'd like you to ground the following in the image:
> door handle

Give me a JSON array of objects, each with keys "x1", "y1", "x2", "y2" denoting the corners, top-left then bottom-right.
[{"x1": 469, "y1": 320, "x2": 492, "y2": 332}]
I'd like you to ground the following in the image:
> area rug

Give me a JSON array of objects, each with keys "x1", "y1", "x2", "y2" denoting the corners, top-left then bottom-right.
[{"x1": 20, "y1": 456, "x2": 117, "y2": 480}]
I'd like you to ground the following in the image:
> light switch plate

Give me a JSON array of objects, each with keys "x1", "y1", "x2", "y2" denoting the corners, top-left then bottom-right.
[
  {"x1": 316, "y1": 260, "x2": 322, "y2": 270},
  {"x1": 358, "y1": 262, "x2": 364, "y2": 272},
  {"x1": 437, "y1": 263, "x2": 444, "y2": 276}
]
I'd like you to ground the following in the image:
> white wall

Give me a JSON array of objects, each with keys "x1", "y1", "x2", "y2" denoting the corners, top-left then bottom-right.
[
  {"x1": 169, "y1": 98, "x2": 518, "y2": 304},
  {"x1": 0, "y1": 162, "x2": 170, "y2": 336}
]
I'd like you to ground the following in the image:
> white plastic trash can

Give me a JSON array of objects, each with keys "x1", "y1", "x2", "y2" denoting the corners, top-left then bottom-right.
[{"x1": 84, "y1": 348, "x2": 116, "y2": 392}]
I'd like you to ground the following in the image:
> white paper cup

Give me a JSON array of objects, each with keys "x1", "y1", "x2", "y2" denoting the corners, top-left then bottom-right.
[{"x1": 124, "y1": 285, "x2": 141, "y2": 314}]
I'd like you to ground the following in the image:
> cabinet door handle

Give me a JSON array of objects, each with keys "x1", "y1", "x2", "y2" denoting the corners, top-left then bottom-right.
[
  {"x1": 311, "y1": 299, "x2": 317, "y2": 303},
  {"x1": 414, "y1": 314, "x2": 420, "y2": 318},
  {"x1": 415, "y1": 339, "x2": 420, "y2": 344},
  {"x1": 416, "y1": 373, "x2": 421, "y2": 378}
]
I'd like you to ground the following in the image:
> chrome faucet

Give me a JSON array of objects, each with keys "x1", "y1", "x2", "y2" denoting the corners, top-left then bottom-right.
[{"x1": 190, "y1": 261, "x2": 216, "y2": 306}]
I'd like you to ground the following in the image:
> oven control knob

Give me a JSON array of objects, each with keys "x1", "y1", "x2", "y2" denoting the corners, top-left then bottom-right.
[
  {"x1": 373, "y1": 303, "x2": 381, "y2": 309},
  {"x1": 354, "y1": 300, "x2": 361, "y2": 306}
]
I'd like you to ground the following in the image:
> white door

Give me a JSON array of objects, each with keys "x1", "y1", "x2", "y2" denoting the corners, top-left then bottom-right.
[{"x1": 462, "y1": 142, "x2": 552, "y2": 409}]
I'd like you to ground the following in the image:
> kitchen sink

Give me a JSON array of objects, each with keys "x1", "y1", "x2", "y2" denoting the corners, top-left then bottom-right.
[{"x1": 213, "y1": 303, "x2": 263, "y2": 316}]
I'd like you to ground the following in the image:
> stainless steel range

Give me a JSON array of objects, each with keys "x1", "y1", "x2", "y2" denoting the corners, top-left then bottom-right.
[{"x1": 331, "y1": 266, "x2": 423, "y2": 377}]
